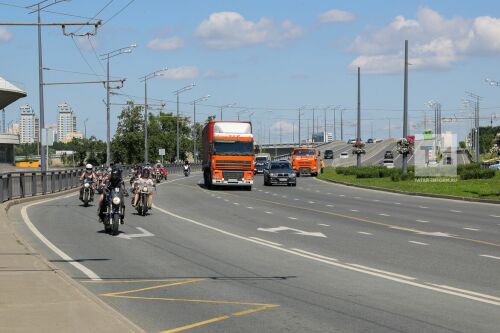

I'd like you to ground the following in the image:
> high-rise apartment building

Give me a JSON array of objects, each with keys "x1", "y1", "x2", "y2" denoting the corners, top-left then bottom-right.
[
  {"x1": 19, "y1": 104, "x2": 39, "y2": 144},
  {"x1": 57, "y1": 102, "x2": 77, "y2": 142}
]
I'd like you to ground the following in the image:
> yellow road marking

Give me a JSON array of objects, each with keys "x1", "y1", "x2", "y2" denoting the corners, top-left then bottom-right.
[
  {"x1": 232, "y1": 305, "x2": 278, "y2": 316},
  {"x1": 82, "y1": 278, "x2": 190, "y2": 284},
  {"x1": 100, "y1": 279, "x2": 204, "y2": 297},
  {"x1": 103, "y1": 294, "x2": 277, "y2": 307},
  {"x1": 160, "y1": 315, "x2": 230, "y2": 333},
  {"x1": 172, "y1": 183, "x2": 500, "y2": 248}
]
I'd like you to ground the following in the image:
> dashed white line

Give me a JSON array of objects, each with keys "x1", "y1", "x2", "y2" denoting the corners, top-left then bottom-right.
[
  {"x1": 233, "y1": 203, "x2": 240, "y2": 206},
  {"x1": 291, "y1": 248, "x2": 338, "y2": 261},
  {"x1": 426, "y1": 284, "x2": 500, "y2": 301},
  {"x1": 265, "y1": 211, "x2": 273, "y2": 214},
  {"x1": 372, "y1": 199, "x2": 380, "y2": 202},
  {"x1": 409, "y1": 241, "x2": 429, "y2": 245},
  {"x1": 339, "y1": 194, "x2": 345, "y2": 197},
  {"x1": 416, "y1": 219, "x2": 429, "y2": 223},
  {"x1": 308, "y1": 201, "x2": 315, "y2": 204},
  {"x1": 419, "y1": 206, "x2": 429, "y2": 209},
  {"x1": 394, "y1": 202, "x2": 401, "y2": 205},
  {"x1": 315, "y1": 190, "x2": 320, "y2": 193},
  {"x1": 450, "y1": 210, "x2": 462, "y2": 213},
  {"x1": 489, "y1": 214, "x2": 500, "y2": 218},
  {"x1": 249, "y1": 237, "x2": 282, "y2": 247},
  {"x1": 224, "y1": 199, "x2": 229, "y2": 202},
  {"x1": 378, "y1": 213, "x2": 390, "y2": 217},
  {"x1": 353, "y1": 196, "x2": 361, "y2": 199},
  {"x1": 326, "y1": 204, "x2": 334, "y2": 207},
  {"x1": 348, "y1": 264, "x2": 416, "y2": 280},
  {"x1": 327, "y1": 193, "x2": 332, "y2": 195},
  {"x1": 288, "y1": 217, "x2": 297, "y2": 220},
  {"x1": 258, "y1": 189, "x2": 263, "y2": 192},
  {"x1": 247, "y1": 207, "x2": 254, "y2": 209},
  {"x1": 282, "y1": 196, "x2": 287, "y2": 198},
  {"x1": 479, "y1": 254, "x2": 500, "y2": 261},
  {"x1": 265, "y1": 192, "x2": 269, "y2": 194},
  {"x1": 216, "y1": 196, "x2": 221, "y2": 199},
  {"x1": 358, "y1": 231, "x2": 372, "y2": 235},
  {"x1": 318, "y1": 224, "x2": 330, "y2": 227},
  {"x1": 463, "y1": 227, "x2": 480, "y2": 231},
  {"x1": 272, "y1": 193, "x2": 277, "y2": 196},
  {"x1": 294, "y1": 198, "x2": 300, "y2": 201},
  {"x1": 350, "y1": 209, "x2": 359, "y2": 212}
]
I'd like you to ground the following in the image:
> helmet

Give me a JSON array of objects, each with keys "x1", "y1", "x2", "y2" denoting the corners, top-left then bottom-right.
[
  {"x1": 107, "y1": 167, "x2": 112, "y2": 173},
  {"x1": 85, "y1": 164, "x2": 93, "y2": 171},
  {"x1": 142, "y1": 168, "x2": 150, "y2": 178}
]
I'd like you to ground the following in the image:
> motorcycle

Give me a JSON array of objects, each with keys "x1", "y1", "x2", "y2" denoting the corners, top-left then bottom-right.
[
  {"x1": 135, "y1": 185, "x2": 151, "y2": 216},
  {"x1": 102, "y1": 187, "x2": 123, "y2": 236},
  {"x1": 155, "y1": 168, "x2": 162, "y2": 183},
  {"x1": 81, "y1": 179, "x2": 94, "y2": 207},
  {"x1": 183, "y1": 165, "x2": 190, "y2": 177}
]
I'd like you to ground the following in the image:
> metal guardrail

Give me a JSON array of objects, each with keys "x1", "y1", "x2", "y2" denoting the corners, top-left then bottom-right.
[{"x1": 0, "y1": 163, "x2": 202, "y2": 203}]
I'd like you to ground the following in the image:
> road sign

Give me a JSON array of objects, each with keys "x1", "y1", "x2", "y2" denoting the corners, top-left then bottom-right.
[{"x1": 159, "y1": 148, "x2": 165, "y2": 156}]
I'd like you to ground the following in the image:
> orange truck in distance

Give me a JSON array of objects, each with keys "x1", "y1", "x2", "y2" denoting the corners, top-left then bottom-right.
[
  {"x1": 202, "y1": 121, "x2": 254, "y2": 190},
  {"x1": 291, "y1": 147, "x2": 320, "y2": 177}
]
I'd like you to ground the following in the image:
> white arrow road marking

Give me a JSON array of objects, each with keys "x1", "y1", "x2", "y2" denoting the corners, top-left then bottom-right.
[
  {"x1": 257, "y1": 226, "x2": 327, "y2": 238},
  {"x1": 117, "y1": 227, "x2": 154, "y2": 240}
]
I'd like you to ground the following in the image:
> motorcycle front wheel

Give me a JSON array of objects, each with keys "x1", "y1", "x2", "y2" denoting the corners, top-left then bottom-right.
[
  {"x1": 142, "y1": 195, "x2": 148, "y2": 216},
  {"x1": 112, "y1": 214, "x2": 120, "y2": 236}
]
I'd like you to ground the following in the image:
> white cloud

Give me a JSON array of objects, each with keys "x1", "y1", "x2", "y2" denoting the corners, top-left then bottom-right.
[
  {"x1": 195, "y1": 11, "x2": 303, "y2": 49},
  {"x1": 349, "y1": 7, "x2": 500, "y2": 74},
  {"x1": 147, "y1": 36, "x2": 183, "y2": 50},
  {"x1": 0, "y1": 28, "x2": 12, "y2": 42},
  {"x1": 271, "y1": 121, "x2": 294, "y2": 134},
  {"x1": 203, "y1": 69, "x2": 237, "y2": 80},
  {"x1": 161, "y1": 66, "x2": 199, "y2": 80},
  {"x1": 318, "y1": 9, "x2": 355, "y2": 23}
]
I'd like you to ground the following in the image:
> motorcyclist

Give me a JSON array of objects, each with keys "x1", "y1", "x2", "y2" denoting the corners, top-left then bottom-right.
[
  {"x1": 184, "y1": 159, "x2": 190, "y2": 174},
  {"x1": 79, "y1": 164, "x2": 97, "y2": 201},
  {"x1": 132, "y1": 168, "x2": 155, "y2": 209},
  {"x1": 98, "y1": 166, "x2": 126, "y2": 223}
]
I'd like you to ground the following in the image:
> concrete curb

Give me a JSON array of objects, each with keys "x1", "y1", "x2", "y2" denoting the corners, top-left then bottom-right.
[
  {"x1": 1, "y1": 189, "x2": 146, "y2": 333},
  {"x1": 317, "y1": 177, "x2": 500, "y2": 205}
]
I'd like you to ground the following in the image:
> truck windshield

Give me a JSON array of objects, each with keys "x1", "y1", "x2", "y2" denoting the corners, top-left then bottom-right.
[
  {"x1": 293, "y1": 149, "x2": 315, "y2": 156},
  {"x1": 214, "y1": 141, "x2": 254, "y2": 155},
  {"x1": 256, "y1": 157, "x2": 268, "y2": 162}
]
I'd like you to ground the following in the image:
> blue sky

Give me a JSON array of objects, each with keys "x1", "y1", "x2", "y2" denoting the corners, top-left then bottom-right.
[{"x1": 2, "y1": 0, "x2": 500, "y2": 143}]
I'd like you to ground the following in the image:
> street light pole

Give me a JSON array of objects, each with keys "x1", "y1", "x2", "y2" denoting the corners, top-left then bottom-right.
[
  {"x1": 402, "y1": 39, "x2": 409, "y2": 174},
  {"x1": 174, "y1": 83, "x2": 196, "y2": 162},
  {"x1": 100, "y1": 44, "x2": 136, "y2": 166},
  {"x1": 191, "y1": 95, "x2": 210, "y2": 162},
  {"x1": 357, "y1": 67, "x2": 361, "y2": 167},
  {"x1": 219, "y1": 103, "x2": 236, "y2": 121},
  {"x1": 140, "y1": 67, "x2": 168, "y2": 164},
  {"x1": 37, "y1": 3, "x2": 46, "y2": 179}
]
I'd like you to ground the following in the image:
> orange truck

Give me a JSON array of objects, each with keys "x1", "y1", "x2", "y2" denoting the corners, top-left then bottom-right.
[
  {"x1": 291, "y1": 147, "x2": 320, "y2": 177},
  {"x1": 202, "y1": 120, "x2": 254, "y2": 190}
]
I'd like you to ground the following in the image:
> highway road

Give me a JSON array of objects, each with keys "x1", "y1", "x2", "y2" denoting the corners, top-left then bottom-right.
[{"x1": 8, "y1": 173, "x2": 500, "y2": 332}]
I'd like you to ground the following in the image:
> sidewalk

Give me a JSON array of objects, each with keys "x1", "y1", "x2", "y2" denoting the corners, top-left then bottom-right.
[{"x1": 0, "y1": 200, "x2": 144, "y2": 333}]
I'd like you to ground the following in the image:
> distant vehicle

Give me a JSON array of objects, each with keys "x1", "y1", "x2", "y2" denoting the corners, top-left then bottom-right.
[
  {"x1": 382, "y1": 159, "x2": 394, "y2": 168},
  {"x1": 347, "y1": 139, "x2": 356, "y2": 144},
  {"x1": 324, "y1": 149, "x2": 334, "y2": 159},
  {"x1": 291, "y1": 147, "x2": 320, "y2": 177},
  {"x1": 489, "y1": 161, "x2": 500, "y2": 170},
  {"x1": 340, "y1": 152, "x2": 349, "y2": 159},
  {"x1": 384, "y1": 151, "x2": 394, "y2": 159},
  {"x1": 367, "y1": 138, "x2": 374, "y2": 143},
  {"x1": 263, "y1": 161, "x2": 296, "y2": 186},
  {"x1": 374, "y1": 138, "x2": 383, "y2": 143},
  {"x1": 444, "y1": 156, "x2": 453, "y2": 165},
  {"x1": 254, "y1": 153, "x2": 271, "y2": 174}
]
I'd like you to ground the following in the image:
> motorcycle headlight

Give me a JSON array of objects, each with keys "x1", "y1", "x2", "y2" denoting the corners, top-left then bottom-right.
[
  {"x1": 143, "y1": 187, "x2": 149, "y2": 192},
  {"x1": 112, "y1": 197, "x2": 121, "y2": 205},
  {"x1": 84, "y1": 183, "x2": 90, "y2": 188}
]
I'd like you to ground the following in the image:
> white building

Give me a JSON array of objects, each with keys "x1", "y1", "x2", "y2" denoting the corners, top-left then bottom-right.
[
  {"x1": 19, "y1": 104, "x2": 39, "y2": 144},
  {"x1": 57, "y1": 102, "x2": 76, "y2": 142},
  {"x1": 46, "y1": 124, "x2": 57, "y2": 146}
]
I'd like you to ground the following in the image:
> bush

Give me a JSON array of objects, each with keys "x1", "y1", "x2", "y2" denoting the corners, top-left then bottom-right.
[
  {"x1": 356, "y1": 169, "x2": 381, "y2": 178},
  {"x1": 460, "y1": 169, "x2": 495, "y2": 180},
  {"x1": 457, "y1": 163, "x2": 481, "y2": 175}
]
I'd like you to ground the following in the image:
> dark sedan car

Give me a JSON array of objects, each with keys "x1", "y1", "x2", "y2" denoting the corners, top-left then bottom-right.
[
  {"x1": 264, "y1": 161, "x2": 297, "y2": 186},
  {"x1": 324, "y1": 149, "x2": 334, "y2": 159}
]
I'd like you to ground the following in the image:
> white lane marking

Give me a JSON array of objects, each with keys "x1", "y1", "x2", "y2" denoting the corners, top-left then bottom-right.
[
  {"x1": 315, "y1": 190, "x2": 320, "y2": 193},
  {"x1": 463, "y1": 227, "x2": 479, "y2": 231},
  {"x1": 216, "y1": 196, "x2": 221, "y2": 199},
  {"x1": 117, "y1": 227, "x2": 154, "y2": 240},
  {"x1": 21, "y1": 196, "x2": 101, "y2": 281},
  {"x1": 258, "y1": 226, "x2": 326, "y2": 238},
  {"x1": 394, "y1": 202, "x2": 401, "y2": 205},
  {"x1": 353, "y1": 196, "x2": 361, "y2": 199},
  {"x1": 249, "y1": 237, "x2": 282, "y2": 247},
  {"x1": 450, "y1": 210, "x2": 462, "y2": 213},
  {"x1": 265, "y1": 211, "x2": 272, "y2": 214},
  {"x1": 272, "y1": 193, "x2": 277, "y2": 196},
  {"x1": 247, "y1": 207, "x2": 254, "y2": 209},
  {"x1": 348, "y1": 264, "x2": 416, "y2": 280},
  {"x1": 339, "y1": 194, "x2": 345, "y2": 197},
  {"x1": 419, "y1": 206, "x2": 428, "y2": 209},
  {"x1": 326, "y1": 204, "x2": 334, "y2": 207},
  {"x1": 489, "y1": 215, "x2": 500, "y2": 218},
  {"x1": 288, "y1": 217, "x2": 297, "y2": 220},
  {"x1": 350, "y1": 209, "x2": 359, "y2": 212},
  {"x1": 409, "y1": 241, "x2": 429, "y2": 246},
  {"x1": 372, "y1": 199, "x2": 380, "y2": 202},
  {"x1": 258, "y1": 189, "x2": 263, "y2": 192},
  {"x1": 416, "y1": 219, "x2": 429, "y2": 223},
  {"x1": 427, "y1": 284, "x2": 500, "y2": 302},
  {"x1": 265, "y1": 192, "x2": 269, "y2": 194},
  {"x1": 282, "y1": 196, "x2": 287, "y2": 198},
  {"x1": 357, "y1": 231, "x2": 372, "y2": 235},
  {"x1": 153, "y1": 204, "x2": 500, "y2": 306},
  {"x1": 479, "y1": 254, "x2": 500, "y2": 261},
  {"x1": 378, "y1": 213, "x2": 390, "y2": 217},
  {"x1": 318, "y1": 224, "x2": 330, "y2": 227},
  {"x1": 291, "y1": 248, "x2": 338, "y2": 261},
  {"x1": 224, "y1": 199, "x2": 229, "y2": 202},
  {"x1": 308, "y1": 201, "x2": 315, "y2": 204},
  {"x1": 327, "y1": 193, "x2": 332, "y2": 195}
]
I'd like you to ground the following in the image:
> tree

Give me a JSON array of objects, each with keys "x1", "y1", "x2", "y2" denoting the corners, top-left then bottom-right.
[{"x1": 111, "y1": 102, "x2": 145, "y2": 164}]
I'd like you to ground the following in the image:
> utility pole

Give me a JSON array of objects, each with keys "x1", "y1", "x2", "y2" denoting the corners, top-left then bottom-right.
[
  {"x1": 174, "y1": 83, "x2": 195, "y2": 162},
  {"x1": 83, "y1": 118, "x2": 88, "y2": 139},
  {"x1": 100, "y1": 44, "x2": 136, "y2": 166},
  {"x1": 0, "y1": 1, "x2": 102, "y2": 192},
  {"x1": 341, "y1": 109, "x2": 344, "y2": 141},
  {"x1": 191, "y1": 95, "x2": 210, "y2": 161},
  {"x1": 140, "y1": 68, "x2": 168, "y2": 164},
  {"x1": 312, "y1": 108, "x2": 315, "y2": 138},
  {"x1": 323, "y1": 107, "x2": 327, "y2": 143},
  {"x1": 388, "y1": 118, "x2": 391, "y2": 138},
  {"x1": 297, "y1": 106, "x2": 307, "y2": 146},
  {"x1": 357, "y1": 67, "x2": 361, "y2": 167},
  {"x1": 402, "y1": 39, "x2": 409, "y2": 174}
]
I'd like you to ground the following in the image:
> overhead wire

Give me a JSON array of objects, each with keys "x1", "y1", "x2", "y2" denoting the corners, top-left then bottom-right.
[
  {"x1": 72, "y1": 0, "x2": 115, "y2": 34},
  {"x1": 70, "y1": 35, "x2": 103, "y2": 79},
  {"x1": 87, "y1": 35, "x2": 106, "y2": 74},
  {"x1": 101, "y1": 0, "x2": 136, "y2": 27},
  {"x1": 0, "y1": 1, "x2": 94, "y2": 19}
]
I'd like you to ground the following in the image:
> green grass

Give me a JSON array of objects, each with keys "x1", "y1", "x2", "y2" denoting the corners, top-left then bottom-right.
[{"x1": 319, "y1": 167, "x2": 500, "y2": 200}]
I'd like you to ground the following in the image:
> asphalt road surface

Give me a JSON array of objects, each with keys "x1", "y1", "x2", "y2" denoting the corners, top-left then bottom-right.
[{"x1": 9, "y1": 173, "x2": 500, "y2": 332}]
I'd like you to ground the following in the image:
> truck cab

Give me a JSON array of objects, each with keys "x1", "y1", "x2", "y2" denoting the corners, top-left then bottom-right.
[{"x1": 291, "y1": 147, "x2": 320, "y2": 177}]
